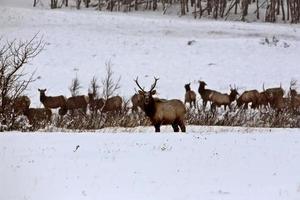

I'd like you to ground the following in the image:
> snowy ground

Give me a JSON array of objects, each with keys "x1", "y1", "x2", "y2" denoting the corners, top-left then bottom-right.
[
  {"x1": 1, "y1": 127, "x2": 300, "y2": 200},
  {"x1": 1, "y1": 3, "x2": 300, "y2": 107},
  {"x1": 1, "y1": 2, "x2": 300, "y2": 200}
]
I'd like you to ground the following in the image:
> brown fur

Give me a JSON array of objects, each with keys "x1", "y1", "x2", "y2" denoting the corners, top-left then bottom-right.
[
  {"x1": 257, "y1": 91, "x2": 269, "y2": 108},
  {"x1": 89, "y1": 94, "x2": 122, "y2": 113},
  {"x1": 198, "y1": 81, "x2": 219, "y2": 109},
  {"x1": 184, "y1": 83, "x2": 196, "y2": 108},
  {"x1": 290, "y1": 89, "x2": 300, "y2": 110},
  {"x1": 237, "y1": 90, "x2": 260, "y2": 109},
  {"x1": 135, "y1": 77, "x2": 186, "y2": 132},
  {"x1": 23, "y1": 107, "x2": 52, "y2": 126},
  {"x1": 263, "y1": 85, "x2": 284, "y2": 108},
  {"x1": 210, "y1": 89, "x2": 239, "y2": 110},
  {"x1": 131, "y1": 93, "x2": 144, "y2": 113},
  {"x1": 66, "y1": 95, "x2": 89, "y2": 114},
  {"x1": 12, "y1": 96, "x2": 31, "y2": 113},
  {"x1": 38, "y1": 89, "x2": 67, "y2": 109}
]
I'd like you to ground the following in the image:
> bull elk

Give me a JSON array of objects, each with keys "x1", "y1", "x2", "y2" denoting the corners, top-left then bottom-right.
[
  {"x1": 38, "y1": 89, "x2": 67, "y2": 109},
  {"x1": 135, "y1": 77, "x2": 186, "y2": 132},
  {"x1": 88, "y1": 93, "x2": 122, "y2": 113},
  {"x1": 184, "y1": 83, "x2": 196, "y2": 108}
]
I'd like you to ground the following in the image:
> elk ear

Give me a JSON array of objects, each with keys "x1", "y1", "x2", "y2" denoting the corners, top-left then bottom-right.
[
  {"x1": 151, "y1": 90, "x2": 156, "y2": 95},
  {"x1": 38, "y1": 89, "x2": 41, "y2": 92},
  {"x1": 138, "y1": 90, "x2": 144, "y2": 95}
]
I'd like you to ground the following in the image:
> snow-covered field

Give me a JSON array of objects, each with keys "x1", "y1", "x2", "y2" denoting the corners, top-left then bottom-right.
[
  {"x1": 1, "y1": 1, "x2": 300, "y2": 106},
  {"x1": 1, "y1": 127, "x2": 300, "y2": 200},
  {"x1": 1, "y1": 1, "x2": 300, "y2": 200}
]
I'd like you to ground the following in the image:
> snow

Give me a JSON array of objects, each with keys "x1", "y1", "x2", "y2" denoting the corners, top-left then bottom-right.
[
  {"x1": 1, "y1": 4, "x2": 300, "y2": 107},
  {"x1": 1, "y1": 2, "x2": 300, "y2": 199},
  {"x1": 1, "y1": 127, "x2": 300, "y2": 200}
]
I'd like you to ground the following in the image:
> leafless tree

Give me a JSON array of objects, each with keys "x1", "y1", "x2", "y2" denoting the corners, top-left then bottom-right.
[
  {"x1": 101, "y1": 60, "x2": 121, "y2": 100},
  {"x1": 69, "y1": 76, "x2": 82, "y2": 97},
  {"x1": 0, "y1": 34, "x2": 44, "y2": 130},
  {"x1": 89, "y1": 76, "x2": 100, "y2": 98}
]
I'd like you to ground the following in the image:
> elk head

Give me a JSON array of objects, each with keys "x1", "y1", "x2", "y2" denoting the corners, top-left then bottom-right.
[
  {"x1": 184, "y1": 83, "x2": 191, "y2": 91},
  {"x1": 38, "y1": 88, "x2": 47, "y2": 94},
  {"x1": 134, "y1": 77, "x2": 159, "y2": 105}
]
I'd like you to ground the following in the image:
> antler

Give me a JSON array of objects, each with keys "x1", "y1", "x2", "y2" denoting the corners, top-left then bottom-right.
[
  {"x1": 150, "y1": 77, "x2": 159, "y2": 91},
  {"x1": 134, "y1": 77, "x2": 145, "y2": 92}
]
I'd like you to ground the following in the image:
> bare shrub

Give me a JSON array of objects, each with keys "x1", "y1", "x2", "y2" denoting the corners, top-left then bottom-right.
[
  {"x1": 69, "y1": 75, "x2": 81, "y2": 97},
  {"x1": 0, "y1": 34, "x2": 44, "y2": 131},
  {"x1": 101, "y1": 60, "x2": 121, "y2": 100}
]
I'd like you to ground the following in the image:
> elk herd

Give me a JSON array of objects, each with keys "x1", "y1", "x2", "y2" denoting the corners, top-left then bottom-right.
[{"x1": 7, "y1": 78, "x2": 300, "y2": 132}]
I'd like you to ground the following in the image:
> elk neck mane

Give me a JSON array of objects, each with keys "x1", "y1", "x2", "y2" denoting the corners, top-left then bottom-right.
[{"x1": 143, "y1": 97, "x2": 157, "y2": 118}]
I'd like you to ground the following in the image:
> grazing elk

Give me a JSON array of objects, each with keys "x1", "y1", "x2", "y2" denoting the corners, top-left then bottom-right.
[
  {"x1": 237, "y1": 90, "x2": 260, "y2": 109},
  {"x1": 38, "y1": 89, "x2": 67, "y2": 109},
  {"x1": 66, "y1": 95, "x2": 89, "y2": 114},
  {"x1": 131, "y1": 93, "x2": 144, "y2": 113},
  {"x1": 184, "y1": 83, "x2": 196, "y2": 108},
  {"x1": 23, "y1": 107, "x2": 52, "y2": 127},
  {"x1": 88, "y1": 93, "x2": 122, "y2": 113},
  {"x1": 210, "y1": 87, "x2": 239, "y2": 111},
  {"x1": 198, "y1": 81, "x2": 218, "y2": 109},
  {"x1": 12, "y1": 96, "x2": 31, "y2": 114},
  {"x1": 135, "y1": 77, "x2": 186, "y2": 132}
]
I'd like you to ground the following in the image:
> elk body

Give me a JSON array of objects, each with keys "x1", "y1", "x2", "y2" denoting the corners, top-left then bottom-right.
[
  {"x1": 66, "y1": 95, "x2": 89, "y2": 114},
  {"x1": 263, "y1": 86, "x2": 284, "y2": 108},
  {"x1": 131, "y1": 93, "x2": 144, "y2": 113},
  {"x1": 135, "y1": 77, "x2": 186, "y2": 132},
  {"x1": 198, "y1": 81, "x2": 218, "y2": 109},
  {"x1": 237, "y1": 90, "x2": 260, "y2": 109},
  {"x1": 210, "y1": 88, "x2": 239, "y2": 110},
  {"x1": 88, "y1": 93, "x2": 122, "y2": 113},
  {"x1": 184, "y1": 83, "x2": 196, "y2": 108},
  {"x1": 290, "y1": 89, "x2": 300, "y2": 110},
  {"x1": 12, "y1": 96, "x2": 31, "y2": 113},
  {"x1": 38, "y1": 89, "x2": 67, "y2": 109},
  {"x1": 23, "y1": 107, "x2": 52, "y2": 126},
  {"x1": 257, "y1": 91, "x2": 269, "y2": 108}
]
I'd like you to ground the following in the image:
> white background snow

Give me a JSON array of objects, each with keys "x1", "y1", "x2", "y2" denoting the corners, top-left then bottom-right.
[{"x1": 1, "y1": 1, "x2": 300, "y2": 200}]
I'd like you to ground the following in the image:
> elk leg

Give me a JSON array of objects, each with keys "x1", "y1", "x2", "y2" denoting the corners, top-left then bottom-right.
[
  {"x1": 172, "y1": 123, "x2": 179, "y2": 132},
  {"x1": 154, "y1": 124, "x2": 160, "y2": 132},
  {"x1": 178, "y1": 121, "x2": 186, "y2": 132},
  {"x1": 203, "y1": 100, "x2": 207, "y2": 110}
]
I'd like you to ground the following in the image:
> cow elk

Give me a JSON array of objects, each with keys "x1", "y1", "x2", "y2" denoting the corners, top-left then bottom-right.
[
  {"x1": 210, "y1": 86, "x2": 239, "y2": 111},
  {"x1": 184, "y1": 83, "x2": 196, "y2": 108},
  {"x1": 23, "y1": 107, "x2": 52, "y2": 127},
  {"x1": 38, "y1": 89, "x2": 67, "y2": 109},
  {"x1": 237, "y1": 90, "x2": 260, "y2": 109},
  {"x1": 135, "y1": 77, "x2": 186, "y2": 132},
  {"x1": 198, "y1": 81, "x2": 218, "y2": 109},
  {"x1": 290, "y1": 88, "x2": 300, "y2": 110},
  {"x1": 263, "y1": 84, "x2": 284, "y2": 108},
  {"x1": 12, "y1": 96, "x2": 31, "y2": 114},
  {"x1": 131, "y1": 93, "x2": 144, "y2": 113},
  {"x1": 88, "y1": 93, "x2": 122, "y2": 113},
  {"x1": 66, "y1": 95, "x2": 89, "y2": 114}
]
